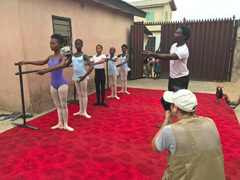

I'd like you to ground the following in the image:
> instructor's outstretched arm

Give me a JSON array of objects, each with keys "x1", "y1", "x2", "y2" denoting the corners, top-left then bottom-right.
[{"x1": 142, "y1": 51, "x2": 179, "y2": 62}]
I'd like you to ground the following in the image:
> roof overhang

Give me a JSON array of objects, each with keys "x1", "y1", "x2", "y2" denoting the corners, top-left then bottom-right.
[
  {"x1": 130, "y1": 0, "x2": 177, "y2": 11},
  {"x1": 134, "y1": 22, "x2": 152, "y2": 36},
  {"x1": 75, "y1": 0, "x2": 146, "y2": 18},
  {"x1": 133, "y1": 4, "x2": 164, "y2": 9},
  {"x1": 169, "y1": 0, "x2": 177, "y2": 11}
]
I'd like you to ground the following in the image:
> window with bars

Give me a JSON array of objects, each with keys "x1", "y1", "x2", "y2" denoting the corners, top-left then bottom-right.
[{"x1": 52, "y1": 15, "x2": 72, "y2": 56}]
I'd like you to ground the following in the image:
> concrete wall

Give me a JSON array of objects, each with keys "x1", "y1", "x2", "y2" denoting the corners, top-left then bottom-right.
[
  {"x1": 0, "y1": 0, "x2": 133, "y2": 113},
  {"x1": 231, "y1": 23, "x2": 240, "y2": 81},
  {"x1": 0, "y1": 0, "x2": 32, "y2": 112}
]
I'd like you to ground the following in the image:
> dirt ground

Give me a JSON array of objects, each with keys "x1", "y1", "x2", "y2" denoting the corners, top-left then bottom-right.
[{"x1": 220, "y1": 78, "x2": 240, "y2": 101}]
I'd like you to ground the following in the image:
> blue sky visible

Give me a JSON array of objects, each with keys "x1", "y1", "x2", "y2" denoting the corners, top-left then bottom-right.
[{"x1": 123, "y1": 0, "x2": 240, "y2": 21}]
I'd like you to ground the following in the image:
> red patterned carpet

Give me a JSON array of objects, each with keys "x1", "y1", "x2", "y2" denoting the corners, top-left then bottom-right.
[{"x1": 0, "y1": 88, "x2": 240, "y2": 180}]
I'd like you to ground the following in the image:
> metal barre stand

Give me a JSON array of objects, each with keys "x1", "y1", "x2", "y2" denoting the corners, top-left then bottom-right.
[
  {"x1": 67, "y1": 84, "x2": 80, "y2": 104},
  {"x1": 14, "y1": 63, "x2": 77, "y2": 130},
  {"x1": 14, "y1": 63, "x2": 38, "y2": 130}
]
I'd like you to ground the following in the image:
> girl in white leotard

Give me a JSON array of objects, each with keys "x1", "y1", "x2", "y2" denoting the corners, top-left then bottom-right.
[
  {"x1": 117, "y1": 44, "x2": 131, "y2": 94},
  {"x1": 106, "y1": 47, "x2": 120, "y2": 99},
  {"x1": 65, "y1": 39, "x2": 93, "y2": 118}
]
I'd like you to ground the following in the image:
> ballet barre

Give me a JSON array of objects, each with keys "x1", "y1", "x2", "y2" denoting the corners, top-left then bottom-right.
[
  {"x1": 15, "y1": 69, "x2": 41, "y2": 75},
  {"x1": 15, "y1": 65, "x2": 73, "y2": 75},
  {"x1": 14, "y1": 63, "x2": 39, "y2": 130},
  {"x1": 14, "y1": 62, "x2": 84, "y2": 130},
  {"x1": 14, "y1": 63, "x2": 73, "y2": 130}
]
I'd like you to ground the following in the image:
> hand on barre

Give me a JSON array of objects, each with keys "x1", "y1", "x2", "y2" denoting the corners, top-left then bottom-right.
[
  {"x1": 19, "y1": 61, "x2": 28, "y2": 65},
  {"x1": 36, "y1": 69, "x2": 48, "y2": 75}
]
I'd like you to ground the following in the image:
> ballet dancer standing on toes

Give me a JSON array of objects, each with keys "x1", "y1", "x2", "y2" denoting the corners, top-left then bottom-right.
[
  {"x1": 91, "y1": 44, "x2": 109, "y2": 107},
  {"x1": 117, "y1": 44, "x2": 131, "y2": 94},
  {"x1": 65, "y1": 39, "x2": 93, "y2": 118},
  {"x1": 19, "y1": 34, "x2": 74, "y2": 131},
  {"x1": 106, "y1": 47, "x2": 120, "y2": 100}
]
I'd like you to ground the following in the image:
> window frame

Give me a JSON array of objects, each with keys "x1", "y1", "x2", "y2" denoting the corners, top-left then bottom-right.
[
  {"x1": 52, "y1": 15, "x2": 73, "y2": 52},
  {"x1": 165, "y1": 11, "x2": 168, "y2": 22}
]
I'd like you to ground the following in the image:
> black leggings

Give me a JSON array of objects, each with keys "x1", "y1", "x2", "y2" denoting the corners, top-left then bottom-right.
[{"x1": 94, "y1": 69, "x2": 106, "y2": 104}]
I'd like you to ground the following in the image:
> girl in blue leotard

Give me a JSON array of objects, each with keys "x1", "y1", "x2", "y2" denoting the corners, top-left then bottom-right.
[
  {"x1": 106, "y1": 47, "x2": 120, "y2": 99},
  {"x1": 19, "y1": 34, "x2": 74, "y2": 131},
  {"x1": 117, "y1": 44, "x2": 131, "y2": 94},
  {"x1": 65, "y1": 39, "x2": 93, "y2": 118}
]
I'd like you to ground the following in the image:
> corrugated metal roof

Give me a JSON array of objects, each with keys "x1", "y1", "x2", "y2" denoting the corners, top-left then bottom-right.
[
  {"x1": 129, "y1": 0, "x2": 177, "y2": 11},
  {"x1": 74, "y1": 0, "x2": 146, "y2": 18}
]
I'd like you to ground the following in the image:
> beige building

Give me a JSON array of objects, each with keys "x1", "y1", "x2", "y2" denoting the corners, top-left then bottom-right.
[
  {"x1": 0, "y1": 0, "x2": 145, "y2": 113},
  {"x1": 130, "y1": 0, "x2": 177, "y2": 50}
]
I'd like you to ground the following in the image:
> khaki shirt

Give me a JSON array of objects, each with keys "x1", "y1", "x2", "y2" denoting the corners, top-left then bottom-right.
[{"x1": 162, "y1": 116, "x2": 225, "y2": 180}]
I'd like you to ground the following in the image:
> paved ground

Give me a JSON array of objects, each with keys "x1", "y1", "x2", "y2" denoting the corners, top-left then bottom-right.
[
  {"x1": 1, "y1": 78, "x2": 239, "y2": 133},
  {"x1": 126, "y1": 78, "x2": 240, "y2": 123},
  {"x1": 126, "y1": 78, "x2": 218, "y2": 93},
  {"x1": 0, "y1": 108, "x2": 55, "y2": 133}
]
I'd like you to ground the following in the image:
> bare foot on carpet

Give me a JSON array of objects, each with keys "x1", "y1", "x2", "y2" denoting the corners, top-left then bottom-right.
[
  {"x1": 64, "y1": 125, "x2": 74, "y2": 131},
  {"x1": 107, "y1": 95, "x2": 114, "y2": 98},
  {"x1": 73, "y1": 112, "x2": 83, "y2": 116},
  {"x1": 118, "y1": 90, "x2": 124, "y2": 93},
  {"x1": 51, "y1": 124, "x2": 64, "y2": 129},
  {"x1": 124, "y1": 91, "x2": 130, "y2": 95},
  {"x1": 114, "y1": 96, "x2": 120, "y2": 99},
  {"x1": 82, "y1": 113, "x2": 91, "y2": 119}
]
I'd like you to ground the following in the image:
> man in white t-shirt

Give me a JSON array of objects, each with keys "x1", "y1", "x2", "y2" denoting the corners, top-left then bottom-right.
[{"x1": 143, "y1": 25, "x2": 191, "y2": 91}]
